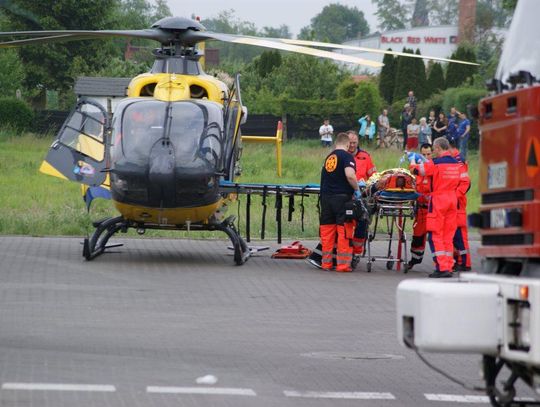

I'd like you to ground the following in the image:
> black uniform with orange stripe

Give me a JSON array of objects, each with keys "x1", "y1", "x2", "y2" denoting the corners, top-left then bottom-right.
[
  {"x1": 319, "y1": 149, "x2": 356, "y2": 272},
  {"x1": 320, "y1": 149, "x2": 356, "y2": 225}
]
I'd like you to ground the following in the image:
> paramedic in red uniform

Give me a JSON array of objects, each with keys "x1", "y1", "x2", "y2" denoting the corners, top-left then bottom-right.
[
  {"x1": 347, "y1": 130, "x2": 377, "y2": 256},
  {"x1": 410, "y1": 137, "x2": 469, "y2": 278},
  {"x1": 449, "y1": 139, "x2": 472, "y2": 271},
  {"x1": 320, "y1": 132, "x2": 361, "y2": 272},
  {"x1": 408, "y1": 143, "x2": 433, "y2": 269}
]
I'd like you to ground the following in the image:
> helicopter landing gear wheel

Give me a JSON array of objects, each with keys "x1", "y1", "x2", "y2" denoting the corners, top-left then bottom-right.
[{"x1": 83, "y1": 216, "x2": 126, "y2": 260}]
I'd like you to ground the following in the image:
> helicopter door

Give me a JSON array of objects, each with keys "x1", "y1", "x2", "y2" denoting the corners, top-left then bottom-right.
[
  {"x1": 223, "y1": 74, "x2": 244, "y2": 181},
  {"x1": 40, "y1": 99, "x2": 110, "y2": 186}
]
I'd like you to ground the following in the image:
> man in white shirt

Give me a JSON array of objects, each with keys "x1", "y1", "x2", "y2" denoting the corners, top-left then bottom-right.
[{"x1": 319, "y1": 119, "x2": 333, "y2": 147}]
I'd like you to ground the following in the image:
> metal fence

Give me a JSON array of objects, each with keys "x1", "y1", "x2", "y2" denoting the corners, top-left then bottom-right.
[{"x1": 35, "y1": 110, "x2": 360, "y2": 140}]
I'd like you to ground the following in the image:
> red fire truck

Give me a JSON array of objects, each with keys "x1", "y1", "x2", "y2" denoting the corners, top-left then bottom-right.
[{"x1": 397, "y1": 1, "x2": 540, "y2": 405}]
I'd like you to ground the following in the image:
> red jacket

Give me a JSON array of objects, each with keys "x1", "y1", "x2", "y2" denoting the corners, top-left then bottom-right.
[
  {"x1": 411, "y1": 151, "x2": 468, "y2": 199},
  {"x1": 415, "y1": 172, "x2": 431, "y2": 206},
  {"x1": 352, "y1": 149, "x2": 376, "y2": 181},
  {"x1": 451, "y1": 149, "x2": 470, "y2": 224}
]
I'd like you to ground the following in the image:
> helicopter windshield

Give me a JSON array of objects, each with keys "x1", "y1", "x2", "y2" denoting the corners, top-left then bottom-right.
[
  {"x1": 113, "y1": 99, "x2": 224, "y2": 169},
  {"x1": 110, "y1": 99, "x2": 226, "y2": 208}
]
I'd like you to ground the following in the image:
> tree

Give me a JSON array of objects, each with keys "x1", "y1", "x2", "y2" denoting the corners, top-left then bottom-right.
[
  {"x1": 300, "y1": 4, "x2": 369, "y2": 44},
  {"x1": 413, "y1": 48, "x2": 427, "y2": 100},
  {"x1": 337, "y1": 77, "x2": 359, "y2": 99},
  {"x1": 152, "y1": 0, "x2": 172, "y2": 21},
  {"x1": 411, "y1": 0, "x2": 429, "y2": 27},
  {"x1": 264, "y1": 53, "x2": 348, "y2": 100},
  {"x1": 425, "y1": 0, "x2": 458, "y2": 26},
  {"x1": 446, "y1": 43, "x2": 478, "y2": 88},
  {"x1": 426, "y1": 62, "x2": 445, "y2": 96},
  {"x1": 3, "y1": 0, "x2": 118, "y2": 96},
  {"x1": 353, "y1": 81, "x2": 383, "y2": 122},
  {"x1": 113, "y1": 0, "x2": 154, "y2": 29},
  {"x1": 260, "y1": 25, "x2": 292, "y2": 39},
  {"x1": 393, "y1": 48, "x2": 417, "y2": 102},
  {"x1": 476, "y1": 0, "x2": 514, "y2": 33},
  {"x1": 371, "y1": 0, "x2": 407, "y2": 31},
  {"x1": 255, "y1": 50, "x2": 282, "y2": 78},
  {"x1": 0, "y1": 49, "x2": 25, "y2": 97},
  {"x1": 202, "y1": 10, "x2": 261, "y2": 64},
  {"x1": 378, "y1": 50, "x2": 396, "y2": 104}
]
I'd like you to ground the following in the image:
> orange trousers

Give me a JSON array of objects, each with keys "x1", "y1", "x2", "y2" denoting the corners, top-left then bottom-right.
[
  {"x1": 426, "y1": 193, "x2": 457, "y2": 272},
  {"x1": 320, "y1": 223, "x2": 354, "y2": 272}
]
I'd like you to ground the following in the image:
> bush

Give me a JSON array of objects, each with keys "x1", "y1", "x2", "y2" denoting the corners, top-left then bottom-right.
[
  {"x1": 337, "y1": 78, "x2": 358, "y2": 99},
  {"x1": 280, "y1": 97, "x2": 354, "y2": 118},
  {"x1": 389, "y1": 97, "x2": 408, "y2": 128},
  {"x1": 442, "y1": 87, "x2": 486, "y2": 113},
  {"x1": 441, "y1": 86, "x2": 486, "y2": 149},
  {"x1": 416, "y1": 92, "x2": 444, "y2": 119},
  {"x1": 0, "y1": 98, "x2": 34, "y2": 131},
  {"x1": 353, "y1": 81, "x2": 383, "y2": 123}
]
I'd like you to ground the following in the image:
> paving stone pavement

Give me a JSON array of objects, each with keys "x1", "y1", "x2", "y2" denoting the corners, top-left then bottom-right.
[{"x1": 0, "y1": 236, "x2": 536, "y2": 406}]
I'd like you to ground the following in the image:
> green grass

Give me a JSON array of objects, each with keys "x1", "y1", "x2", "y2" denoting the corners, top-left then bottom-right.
[{"x1": 0, "y1": 133, "x2": 480, "y2": 239}]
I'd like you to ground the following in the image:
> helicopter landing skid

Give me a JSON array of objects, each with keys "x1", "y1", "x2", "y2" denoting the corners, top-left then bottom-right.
[
  {"x1": 213, "y1": 216, "x2": 250, "y2": 265},
  {"x1": 83, "y1": 216, "x2": 127, "y2": 261},
  {"x1": 82, "y1": 215, "x2": 250, "y2": 265}
]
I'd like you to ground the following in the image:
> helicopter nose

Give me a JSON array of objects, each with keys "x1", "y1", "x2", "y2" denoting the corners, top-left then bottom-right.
[{"x1": 149, "y1": 139, "x2": 175, "y2": 187}]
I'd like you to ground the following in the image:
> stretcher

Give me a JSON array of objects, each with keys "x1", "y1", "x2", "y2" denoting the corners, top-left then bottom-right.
[{"x1": 362, "y1": 169, "x2": 419, "y2": 273}]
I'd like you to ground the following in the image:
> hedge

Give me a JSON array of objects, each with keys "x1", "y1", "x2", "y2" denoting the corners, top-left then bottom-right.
[{"x1": 0, "y1": 97, "x2": 34, "y2": 131}]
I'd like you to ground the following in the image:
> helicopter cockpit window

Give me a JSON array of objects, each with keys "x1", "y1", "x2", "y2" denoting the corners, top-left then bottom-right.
[
  {"x1": 117, "y1": 100, "x2": 166, "y2": 166},
  {"x1": 169, "y1": 102, "x2": 224, "y2": 169},
  {"x1": 112, "y1": 100, "x2": 224, "y2": 170},
  {"x1": 58, "y1": 103, "x2": 106, "y2": 161}
]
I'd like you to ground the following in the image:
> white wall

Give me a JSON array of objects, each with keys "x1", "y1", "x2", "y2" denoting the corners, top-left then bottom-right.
[{"x1": 341, "y1": 25, "x2": 460, "y2": 72}]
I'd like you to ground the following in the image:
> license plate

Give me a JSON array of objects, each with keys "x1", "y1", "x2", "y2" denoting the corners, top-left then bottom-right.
[
  {"x1": 488, "y1": 162, "x2": 507, "y2": 189},
  {"x1": 490, "y1": 209, "x2": 507, "y2": 228}
]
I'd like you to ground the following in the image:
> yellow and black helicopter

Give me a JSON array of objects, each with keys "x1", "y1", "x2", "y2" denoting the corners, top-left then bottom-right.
[{"x1": 0, "y1": 17, "x2": 477, "y2": 265}]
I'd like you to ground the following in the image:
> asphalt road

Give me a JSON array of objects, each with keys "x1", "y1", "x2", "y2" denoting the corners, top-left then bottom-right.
[{"x1": 0, "y1": 235, "x2": 536, "y2": 406}]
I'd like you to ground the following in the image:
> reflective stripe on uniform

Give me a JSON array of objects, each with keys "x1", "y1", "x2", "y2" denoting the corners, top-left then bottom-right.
[
  {"x1": 418, "y1": 163, "x2": 425, "y2": 176},
  {"x1": 351, "y1": 241, "x2": 363, "y2": 247},
  {"x1": 411, "y1": 252, "x2": 424, "y2": 260},
  {"x1": 460, "y1": 172, "x2": 469, "y2": 178},
  {"x1": 457, "y1": 249, "x2": 469, "y2": 255},
  {"x1": 336, "y1": 252, "x2": 353, "y2": 259}
]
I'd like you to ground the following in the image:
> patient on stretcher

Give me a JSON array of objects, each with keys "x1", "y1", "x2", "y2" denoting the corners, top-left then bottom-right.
[{"x1": 365, "y1": 168, "x2": 419, "y2": 201}]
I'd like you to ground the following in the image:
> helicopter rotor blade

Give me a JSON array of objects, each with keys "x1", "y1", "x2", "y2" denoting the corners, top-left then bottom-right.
[
  {"x1": 0, "y1": 29, "x2": 177, "y2": 48},
  {"x1": 185, "y1": 31, "x2": 383, "y2": 68},
  {"x1": 275, "y1": 38, "x2": 479, "y2": 66}
]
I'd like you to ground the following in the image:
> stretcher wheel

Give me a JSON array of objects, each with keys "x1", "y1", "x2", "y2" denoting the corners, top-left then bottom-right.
[
  {"x1": 366, "y1": 262, "x2": 372, "y2": 273},
  {"x1": 386, "y1": 258, "x2": 394, "y2": 270}
]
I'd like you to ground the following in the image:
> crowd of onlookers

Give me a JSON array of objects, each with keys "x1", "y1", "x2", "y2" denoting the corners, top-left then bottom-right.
[{"x1": 319, "y1": 89, "x2": 472, "y2": 160}]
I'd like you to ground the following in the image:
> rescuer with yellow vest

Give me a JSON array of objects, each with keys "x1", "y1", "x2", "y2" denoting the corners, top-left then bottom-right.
[{"x1": 320, "y1": 132, "x2": 361, "y2": 272}]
